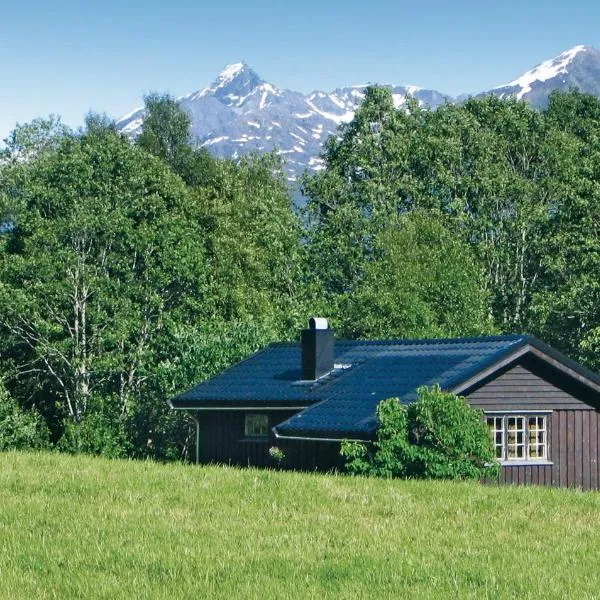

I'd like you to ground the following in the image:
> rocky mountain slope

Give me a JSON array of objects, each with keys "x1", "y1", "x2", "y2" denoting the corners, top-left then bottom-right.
[
  {"x1": 116, "y1": 63, "x2": 449, "y2": 181},
  {"x1": 117, "y1": 45, "x2": 600, "y2": 181}
]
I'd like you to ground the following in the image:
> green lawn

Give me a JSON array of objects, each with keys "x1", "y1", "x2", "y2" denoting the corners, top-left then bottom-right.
[{"x1": 1, "y1": 452, "x2": 599, "y2": 599}]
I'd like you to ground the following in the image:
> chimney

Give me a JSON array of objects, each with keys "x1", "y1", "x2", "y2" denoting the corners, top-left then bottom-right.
[{"x1": 301, "y1": 317, "x2": 334, "y2": 381}]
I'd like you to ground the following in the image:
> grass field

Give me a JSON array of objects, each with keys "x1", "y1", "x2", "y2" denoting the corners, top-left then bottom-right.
[{"x1": 1, "y1": 452, "x2": 600, "y2": 599}]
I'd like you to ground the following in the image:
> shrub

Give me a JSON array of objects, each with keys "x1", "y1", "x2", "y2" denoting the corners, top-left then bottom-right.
[
  {"x1": 341, "y1": 385, "x2": 499, "y2": 480},
  {"x1": 268, "y1": 446, "x2": 286, "y2": 467},
  {"x1": 0, "y1": 383, "x2": 50, "y2": 450},
  {"x1": 58, "y1": 409, "x2": 130, "y2": 459}
]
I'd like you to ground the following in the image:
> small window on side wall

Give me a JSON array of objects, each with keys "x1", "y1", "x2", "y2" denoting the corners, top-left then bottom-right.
[
  {"x1": 245, "y1": 414, "x2": 269, "y2": 438},
  {"x1": 486, "y1": 414, "x2": 548, "y2": 463}
]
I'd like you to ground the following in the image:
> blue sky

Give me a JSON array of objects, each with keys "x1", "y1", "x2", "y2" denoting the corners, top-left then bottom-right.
[{"x1": 2, "y1": 0, "x2": 599, "y2": 139}]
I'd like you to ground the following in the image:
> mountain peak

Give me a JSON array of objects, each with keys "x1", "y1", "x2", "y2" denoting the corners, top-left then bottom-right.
[
  {"x1": 217, "y1": 62, "x2": 249, "y2": 83},
  {"x1": 186, "y1": 62, "x2": 263, "y2": 101},
  {"x1": 493, "y1": 45, "x2": 589, "y2": 99}
]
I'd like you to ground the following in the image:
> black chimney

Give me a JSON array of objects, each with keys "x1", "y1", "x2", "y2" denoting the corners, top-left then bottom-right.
[{"x1": 301, "y1": 317, "x2": 334, "y2": 380}]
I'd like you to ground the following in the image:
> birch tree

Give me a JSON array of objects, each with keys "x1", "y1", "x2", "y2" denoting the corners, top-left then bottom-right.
[{"x1": 0, "y1": 127, "x2": 208, "y2": 448}]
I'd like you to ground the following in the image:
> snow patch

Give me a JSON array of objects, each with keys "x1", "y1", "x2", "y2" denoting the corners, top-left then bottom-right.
[
  {"x1": 121, "y1": 118, "x2": 143, "y2": 133},
  {"x1": 494, "y1": 45, "x2": 587, "y2": 99},
  {"x1": 392, "y1": 94, "x2": 407, "y2": 108},
  {"x1": 328, "y1": 94, "x2": 346, "y2": 109},
  {"x1": 309, "y1": 157, "x2": 325, "y2": 171},
  {"x1": 202, "y1": 136, "x2": 229, "y2": 146},
  {"x1": 218, "y1": 62, "x2": 246, "y2": 82},
  {"x1": 405, "y1": 85, "x2": 422, "y2": 96},
  {"x1": 306, "y1": 98, "x2": 354, "y2": 124},
  {"x1": 290, "y1": 132, "x2": 306, "y2": 144}
]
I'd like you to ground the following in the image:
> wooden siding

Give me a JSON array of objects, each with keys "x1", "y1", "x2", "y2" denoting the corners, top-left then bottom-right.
[
  {"x1": 484, "y1": 410, "x2": 600, "y2": 489},
  {"x1": 466, "y1": 360, "x2": 596, "y2": 411},
  {"x1": 197, "y1": 410, "x2": 343, "y2": 471},
  {"x1": 466, "y1": 356, "x2": 600, "y2": 490}
]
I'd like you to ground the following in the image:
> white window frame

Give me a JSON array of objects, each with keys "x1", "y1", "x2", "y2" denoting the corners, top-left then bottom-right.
[
  {"x1": 486, "y1": 412, "x2": 550, "y2": 464},
  {"x1": 244, "y1": 414, "x2": 269, "y2": 439}
]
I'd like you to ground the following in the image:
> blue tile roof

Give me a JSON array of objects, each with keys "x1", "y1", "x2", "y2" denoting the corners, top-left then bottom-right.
[{"x1": 171, "y1": 334, "x2": 532, "y2": 438}]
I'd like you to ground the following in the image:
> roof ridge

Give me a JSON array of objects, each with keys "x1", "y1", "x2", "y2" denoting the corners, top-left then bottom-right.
[{"x1": 270, "y1": 334, "x2": 528, "y2": 348}]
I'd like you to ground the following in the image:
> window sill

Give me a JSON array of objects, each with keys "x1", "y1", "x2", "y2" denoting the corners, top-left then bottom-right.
[{"x1": 499, "y1": 460, "x2": 553, "y2": 467}]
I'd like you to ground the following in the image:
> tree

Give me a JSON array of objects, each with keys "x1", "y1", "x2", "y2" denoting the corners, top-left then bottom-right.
[
  {"x1": 0, "y1": 126, "x2": 209, "y2": 456},
  {"x1": 341, "y1": 211, "x2": 492, "y2": 339},
  {"x1": 136, "y1": 92, "x2": 192, "y2": 171},
  {"x1": 527, "y1": 90, "x2": 600, "y2": 370},
  {"x1": 2, "y1": 115, "x2": 70, "y2": 161},
  {"x1": 341, "y1": 386, "x2": 498, "y2": 480},
  {"x1": 0, "y1": 381, "x2": 50, "y2": 450},
  {"x1": 302, "y1": 87, "x2": 422, "y2": 303},
  {"x1": 303, "y1": 87, "x2": 600, "y2": 364}
]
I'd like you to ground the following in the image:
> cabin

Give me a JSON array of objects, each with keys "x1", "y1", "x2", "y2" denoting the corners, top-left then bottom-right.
[{"x1": 169, "y1": 318, "x2": 600, "y2": 489}]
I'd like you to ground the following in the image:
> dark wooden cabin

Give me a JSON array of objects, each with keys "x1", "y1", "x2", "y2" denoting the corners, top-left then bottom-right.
[{"x1": 169, "y1": 319, "x2": 600, "y2": 489}]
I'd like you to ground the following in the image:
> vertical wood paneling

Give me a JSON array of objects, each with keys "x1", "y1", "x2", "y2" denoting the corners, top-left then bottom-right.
[
  {"x1": 583, "y1": 412, "x2": 591, "y2": 490},
  {"x1": 198, "y1": 408, "x2": 600, "y2": 489},
  {"x1": 551, "y1": 412, "x2": 559, "y2": 486},
  {"x1": 591, "y1": 412, "x2": 598, "y2": 490},
  {"x1": 567, "y1": 411, "x2": 575, "y2": 487},
  {"x1": 575, "y1": 411, "x2": 583, "y2": 487},
  {"x1": 560, "y1": 411, "x2": 568, "y2": 487}
]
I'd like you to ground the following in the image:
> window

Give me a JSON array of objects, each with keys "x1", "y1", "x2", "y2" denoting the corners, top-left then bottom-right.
[
  {"x1": 486, "y1": 414, "x2": 548, "y2": 462},
  {"x1": 245, "y1": 414, "x2": 269, "y2": 438}
]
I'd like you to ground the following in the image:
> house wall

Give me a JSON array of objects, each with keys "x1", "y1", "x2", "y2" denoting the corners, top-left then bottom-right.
[
  {"x1": 197, "y1": 410, "x2": 343, "y2": 471},
  {"x1": 466, "y1": 356, "x2": 600, "y2": 490}
]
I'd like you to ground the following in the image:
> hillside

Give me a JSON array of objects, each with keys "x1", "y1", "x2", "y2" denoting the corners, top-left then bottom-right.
[{"x1": 1, "y1": 452, "x2": 600, "y2": 598}]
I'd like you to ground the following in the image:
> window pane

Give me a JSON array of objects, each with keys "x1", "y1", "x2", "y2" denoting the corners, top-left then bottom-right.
[
  {"x1": 527, "y1": 416, "x2": 547, "y2": 459},
  {"x1": 507, "y1": 417, "x2": 525, "y2": 460},
  {"x1": 245, "y1": 414, "x2": 269, "y2": 437},
  {"x1": 487, "y1": 417, "x2": 504, "y2": 459}
]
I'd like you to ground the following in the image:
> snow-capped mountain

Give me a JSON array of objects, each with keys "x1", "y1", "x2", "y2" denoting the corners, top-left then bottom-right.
[
  {"x1": 117, "y1": 62, "x2": 450, "y2": 181},
  {"x1": 488, "y1": 45, "x2": 600, "y2": 107},
  {"x1": 117, "y1": 46, "x2": 600, "y2": 182}
]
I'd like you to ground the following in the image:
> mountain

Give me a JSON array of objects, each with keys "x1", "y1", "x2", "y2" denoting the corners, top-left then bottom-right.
[
  {"x1": 117, "y1": 46, "x2": 600, "y2": 181},
  {"x1": 488, "y1": 45, "x2": 600, "y2": 107},
  {"x1": 116, "y1": 62, "x2": 450, "y2": 181}
]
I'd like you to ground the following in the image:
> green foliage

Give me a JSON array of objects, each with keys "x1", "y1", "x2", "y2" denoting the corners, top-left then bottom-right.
[
  {"x1": 268, "y1": 445, "x2": 286, "y2": 467},
  {"x1": 57, "y1": 403, "x2": 130, "y2": 459},
  {"x1": 528, "y1": 90, "x2": 600, "y2": 368},
  {"x1": 341, "y1": 211, "x2": 493, "y2": 339},
  {"x1": 2, "y1": 114, "x2": 71, "y2": 161},
  {"x1": 0, "y1": 126, "x2": 209, "y2": 458},
  {"x1": 0, "y1": 383, "x2": 50, "y2": 450},
  {"x1": 0, "y1": 112, "x2": 304, "y2": 460},
  {"x1": 303, "y1": 87, "x2": 600, "y2": 372},
  {"x1": 342, "y1": 386, "x2": 498, "y2": 480},
  {"x1": 136, "y1": 92, "x2": 192, "y2": 170}
]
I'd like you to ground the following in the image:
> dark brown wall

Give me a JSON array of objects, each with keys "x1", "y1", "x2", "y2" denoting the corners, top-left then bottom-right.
[
  {"x1": 466, "y1": 357, "x2": 600, "y2": 490},
  {"x1": 197, "y1": 410, "x2": 343, "y2": 471},
  {"x1": 466, "y1": 360, "x2": 595, "y2": 411}
]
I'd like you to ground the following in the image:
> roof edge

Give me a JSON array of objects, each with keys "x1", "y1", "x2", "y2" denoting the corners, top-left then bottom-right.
[{"x1": 452, "y1": 335, "x2": 600, "y2": 395}]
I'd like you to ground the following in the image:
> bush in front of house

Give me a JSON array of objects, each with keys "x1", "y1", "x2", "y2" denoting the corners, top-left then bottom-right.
[
  {"x1": 341, "y1": 385, "x2": 499, "y2": 480},
  {"x1": 0, "y1": 382, "x2": 50, "y2": 451}
]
